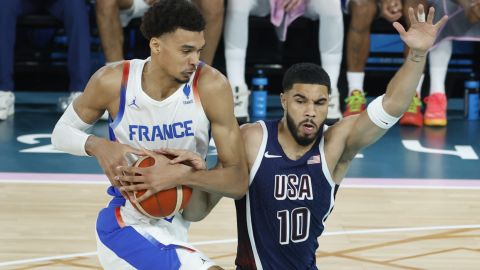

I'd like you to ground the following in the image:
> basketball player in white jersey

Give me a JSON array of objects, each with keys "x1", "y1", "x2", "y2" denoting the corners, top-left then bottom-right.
[
  {"x1": 144, "y1": 5, "x2": 448, "y2": 269},
  {"x1": 51, "y1": 0, "x2": 247, "y2": 269}
]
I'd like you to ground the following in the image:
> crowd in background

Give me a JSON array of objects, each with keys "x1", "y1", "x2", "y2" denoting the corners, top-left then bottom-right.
[{"x1": 1, "y1": 0, "x2": 479, "y2": 126}]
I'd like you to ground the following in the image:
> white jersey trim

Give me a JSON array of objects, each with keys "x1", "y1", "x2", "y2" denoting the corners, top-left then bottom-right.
[
  {"x1": 319, "y1": 125, "x2": 336, "y2": 228},
  {"x1": 319, "y1": 126, "x2": 335, "y2": 187},
  {"x1": 245, "y1": 120, "x2": 268, "y2": 270},
  {"x1": 246, "y1": 192, "x2": 264, "y2": 270},
  {"x1": 249, "y1": 120, "x2": 268, "y2": 185}
]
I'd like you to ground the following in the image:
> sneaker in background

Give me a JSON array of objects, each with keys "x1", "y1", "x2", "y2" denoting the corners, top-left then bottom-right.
[
  {"x1": 0, "y1": 91, "x2": 15, "y2": 120},
  {"x1": 233, "y1": 85, "x2": 250, "y2": 124},
  {"x1": 343, "y1": 90, "x2": 366, "y2": 117},
  {"x1": 58, "y1": 91, "x2": 82, "y2": 112},
  {"x1": 399, "y1": 95, "x2": 423, "y2": 127},
  {"x1": 424, "y1": 93, "x2": 447, "y2": 127},
  {"x1": 327, "y1": 93, "x2": 342, "y2": 121},
  {"x1": 58, "y1": 91, "x2": 108, "y2": 120}
]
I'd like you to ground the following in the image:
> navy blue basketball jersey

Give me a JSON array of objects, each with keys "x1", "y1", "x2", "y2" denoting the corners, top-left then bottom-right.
[{"x1": 235, "y1": 120, "x2": 339, "y2": 270}]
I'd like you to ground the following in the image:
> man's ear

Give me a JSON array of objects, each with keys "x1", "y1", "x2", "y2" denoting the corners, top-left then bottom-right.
[
  {"x1": 280, "y1": 92, "x2": 287, "y2": 111},
  {"x1": 150, "y1": 37, "x2": 161, "y2": 54}
]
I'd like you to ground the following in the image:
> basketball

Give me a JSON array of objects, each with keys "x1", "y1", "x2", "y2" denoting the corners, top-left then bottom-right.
[{"x1": 127, "y1": 155, "x2": 192, "y2": 219}]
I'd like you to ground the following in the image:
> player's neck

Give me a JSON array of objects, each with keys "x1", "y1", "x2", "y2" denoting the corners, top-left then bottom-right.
[
  {"x1": 142, "y1": 61, "x2": 182, "y2": 101},
  {"x1": 277, "y1": 120, "x2": 315, "y2": 160}
]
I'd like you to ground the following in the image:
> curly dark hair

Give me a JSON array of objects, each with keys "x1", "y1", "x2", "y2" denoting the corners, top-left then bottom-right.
[
  {"x1": 140, "y1": 0, "x2": 206, "y2": 40},
  {"x1": 282, "y1": 63, "x2": 331, "y2": 94}
]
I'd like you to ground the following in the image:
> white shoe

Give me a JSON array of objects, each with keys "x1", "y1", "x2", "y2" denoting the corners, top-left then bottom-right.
[
  {"x1": 233, "y1": 85, "x2": 250, "y2": 123},
  {"x1": 327, "y1": 93, "x2": 342, "y2": 121},
  {"x1": 58, "y1": 91, "x2": 82, "y2": 112},
  {"x1": 0, "y1": 91, "x2": 15, "y2": 120}
]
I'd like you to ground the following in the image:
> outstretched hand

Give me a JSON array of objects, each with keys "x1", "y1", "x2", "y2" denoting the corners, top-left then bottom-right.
[{"x1": 392, "y1": 4, "x2": 448, "y2": 55}]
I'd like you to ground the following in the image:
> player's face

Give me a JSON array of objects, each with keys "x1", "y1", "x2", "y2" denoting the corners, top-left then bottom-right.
[
  {"x1": 154, "y1": 29, "x2": 205, "y2": 83},
  {"x1": 281, "y1": 83, "x2": 329, "y2": 146}
]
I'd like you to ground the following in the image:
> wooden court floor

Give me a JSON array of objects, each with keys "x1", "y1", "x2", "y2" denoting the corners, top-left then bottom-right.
[
  {"x1": 1, "y1": 109, "x2": 479, "y2": 269},
  {"x1": 1, "y1": 182, "x2": 479, "y2": 270}
]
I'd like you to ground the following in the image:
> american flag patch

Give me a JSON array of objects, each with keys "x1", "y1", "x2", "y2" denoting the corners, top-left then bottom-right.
[{"x1": 307, "y1": 155, "x2": 321, "y2": 165}]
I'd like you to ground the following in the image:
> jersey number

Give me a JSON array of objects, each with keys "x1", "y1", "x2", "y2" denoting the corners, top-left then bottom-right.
[{"x1": 276, "y1": 207, "x2": 310, "y2": 245}]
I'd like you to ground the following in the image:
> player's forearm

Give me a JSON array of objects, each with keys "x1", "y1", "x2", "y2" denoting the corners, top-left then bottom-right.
[
  {"x1": 182, "y1": 164, "x2": 248, "y2": 199},
  {"x1": 182, "y1": 189, "x2": 223, "y2": 222},
  {"x1": 383, "y1": 49, "x2": 427, "y2": 117},
  {"x1": 84, "y1": 135, "x2": 104, "y2": 156},
  {"x1": 51, "y1": 104, "x2": 93, "y2": 156}
]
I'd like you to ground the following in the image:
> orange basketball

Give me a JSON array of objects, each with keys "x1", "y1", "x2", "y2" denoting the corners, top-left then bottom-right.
[{"x1": 128, "y1": 156, "x2": 192, "y2": 219}]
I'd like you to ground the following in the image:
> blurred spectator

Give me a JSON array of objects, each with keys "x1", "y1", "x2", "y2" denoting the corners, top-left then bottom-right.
[
  {"x1": 224, "y1": 0, "x2": 344, "y2": 122},
  {"x1": 416, "y1": 0, "x2": 480, "y2": 127},
  {"x1": 0, "y1": 0, "x2": 91, "y2": 120},
  {"x1": 342, "y1": 0, "x2": 427, "y2": 121},
  {"x1": 95, "y1": 0, "x2": 224, "y2": 66}
]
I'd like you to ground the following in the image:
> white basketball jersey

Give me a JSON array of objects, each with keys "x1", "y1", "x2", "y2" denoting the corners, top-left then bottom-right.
[
  {"x1": 107, "y1": 58, "x2": 210, "y2": 243},
  {"x1": 109, "y1": 58, "x2": 210, "y2": 158}
]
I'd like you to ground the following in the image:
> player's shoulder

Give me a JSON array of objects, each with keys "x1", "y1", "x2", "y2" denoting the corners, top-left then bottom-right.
[
  {"x1": 240, "y1": 122, "x2": 263, "y2": 140},
  {"x1": 240, "y1": 122, "x2": 264, "y2": 164},
  {"x1": 90, "y1": 62, "x2": 124, "y2": 92},
  {"x1": 196, "y1": 64, "x2": 230, "y2": 94}
]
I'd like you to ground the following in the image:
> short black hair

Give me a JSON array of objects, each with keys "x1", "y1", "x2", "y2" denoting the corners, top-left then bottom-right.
[
  {"x1": 140, "y1": 0, "x2": 206, "y2": 40},
  {"x1": 282, "y1": 63, "x2": 331, "y2": 94}
]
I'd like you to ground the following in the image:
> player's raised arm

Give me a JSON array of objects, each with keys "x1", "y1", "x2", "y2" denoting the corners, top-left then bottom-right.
[{"x1": 340, "y1": 4, "x2": 448, "y2": 155}]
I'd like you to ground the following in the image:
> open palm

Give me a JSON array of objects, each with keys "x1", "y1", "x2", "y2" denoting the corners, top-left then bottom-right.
[{"x1": 393, "y1": 5, "x2": 448, "y2": 54}]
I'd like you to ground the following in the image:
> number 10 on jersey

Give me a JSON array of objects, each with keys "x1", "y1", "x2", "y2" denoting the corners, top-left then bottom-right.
[{"x1": 276, "y1": 207, "x2": 310, "y2": 245}]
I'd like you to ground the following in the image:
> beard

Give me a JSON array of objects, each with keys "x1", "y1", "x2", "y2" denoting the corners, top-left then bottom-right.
[
  {"x1": 175, "y1": 78, "x2": 190, "y2": 84},
  {"x1": 286, "y1": 112, "x2": 324, "y2": 146},
  {"x1": 174, "y1": 69, "x2": 195, "y2": 84}
]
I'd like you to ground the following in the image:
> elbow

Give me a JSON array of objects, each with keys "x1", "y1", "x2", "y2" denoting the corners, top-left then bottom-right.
[{"x1": 382, "y1": 95, "x2": 405, "y2": 117}]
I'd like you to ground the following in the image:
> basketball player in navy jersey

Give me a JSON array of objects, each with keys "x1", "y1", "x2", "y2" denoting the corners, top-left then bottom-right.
[
  {"x1": 150, "y1": 4, "x2": 448, "y2": 269},
  {"x1": 52, "y1": 0, "x2": 247, "y2": 269}
]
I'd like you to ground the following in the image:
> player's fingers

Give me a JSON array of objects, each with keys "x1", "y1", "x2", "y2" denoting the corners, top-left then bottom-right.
[
  {"x1": 135, "y1": 190, "x2": 155, "y2": 202},
  {"x1": 116, "y1": 175, "x2": 144, "y2": 183},
  {"x1": 140, "y1": 148, "x2": 158, "y2": 159},
  {"x1": 169, "y1": 153, "x2": 196, "y2": 165},
  {"x1": 116, "y1": 165, "x2": 133, "y2": 175},
  {"x1": 119, "y1": 188, "x2": 131, "y2": 200},
  {"x1": 123, "y1": 144, "x2": 144, "y2": 155},
  {"x1": 417, "y1": 4, "x2": 425, "y2": 23},
  {"x1": 120, "y1": 183, "x2": 149, "y2": 193},
  {"x1": 192, "y1": 160, "x2": 207, "y2": 170},
  {"x1": 408, "y1": 7, "x2": 418, "y2": 24},
  {"x1": 392, "y1": 21, "x2": 407, "y2": 35},
  {"x1": 427, "y1": 6, "x2": 434, "y2": 24},
  {"x1": 105, "y1": 167, "x2": 121, "y2": 186},
  {"x1": 434, "y1": 15, "x2": 448, "y2": 30},
  {"x1": 159, "y1": 148, "x2": 184, "y2": 158},
  {"x1": 153, "y1": 149, "x2": 168, "y2": 155}
]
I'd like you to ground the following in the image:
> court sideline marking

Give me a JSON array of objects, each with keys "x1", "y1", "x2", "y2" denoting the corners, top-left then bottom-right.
[
  {"x1": 1, "y1": 173, "x2": 480, "y2": 189},
  {"x1": 1, "y1": 224, "x2": 480, "y2": 267}
]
